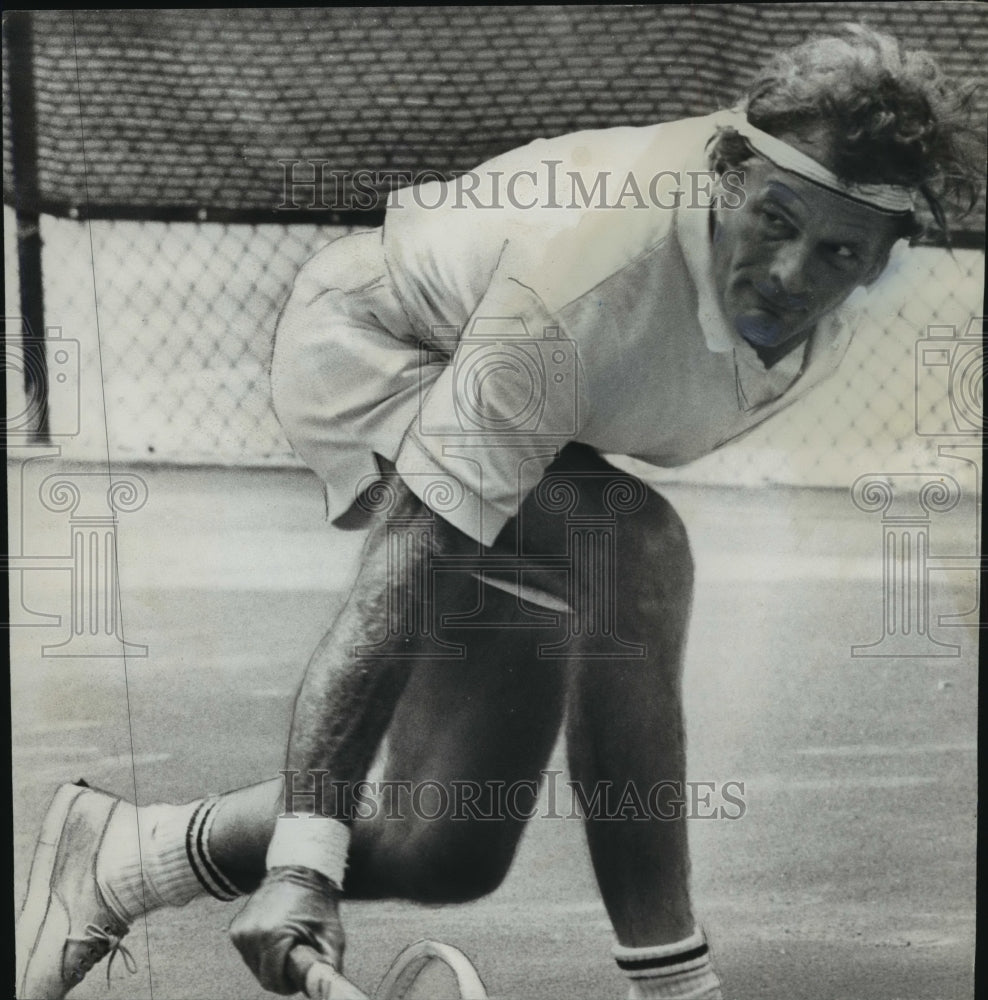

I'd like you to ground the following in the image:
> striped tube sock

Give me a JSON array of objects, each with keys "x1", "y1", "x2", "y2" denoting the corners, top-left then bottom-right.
[
  {"x1": 613, "y1": 927, "x2": 723, "y2": 999},
  {"x1": 97, "y1": 798, "x2": 244, "y2": 923}
]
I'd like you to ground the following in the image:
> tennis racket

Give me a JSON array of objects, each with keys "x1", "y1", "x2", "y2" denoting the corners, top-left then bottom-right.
[
  {"x1": 288, "y1": 938, "x2": 488, "y2": 999},
  {"x1": 374, "y1": 939, "x2": 488, "y2": 999}
]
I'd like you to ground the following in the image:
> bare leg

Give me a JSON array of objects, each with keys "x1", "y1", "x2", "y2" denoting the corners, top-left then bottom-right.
[
  {"x1": 208, "y1": 461, "x2": 569, "y2": 898},
  {"x1": 345, "y1": 623, "x2": 566, "y2": 901},
  {"x1": 207, "y1": 580, "x2": 567, "y2": 900},
  {"x1": 562, "y1": 453, "x2": 697, "y2": 947},
  {"x1": 205, "y1": 779, "x2": 283, "y2": 892}
]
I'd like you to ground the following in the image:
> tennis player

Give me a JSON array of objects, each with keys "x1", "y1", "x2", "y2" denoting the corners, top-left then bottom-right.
[{"x1": 17, "y1": 24, "x2": 978, "y2": 1000}]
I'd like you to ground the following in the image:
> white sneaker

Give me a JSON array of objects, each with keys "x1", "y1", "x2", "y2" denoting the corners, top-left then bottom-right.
[{"x1": 17, "y1": 781, "x2": 137, "y2": 998}]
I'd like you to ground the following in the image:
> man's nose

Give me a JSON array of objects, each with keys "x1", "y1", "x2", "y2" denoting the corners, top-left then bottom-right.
[{"x1": 767, "y1": 243, "x2": 812, "y2": 307}]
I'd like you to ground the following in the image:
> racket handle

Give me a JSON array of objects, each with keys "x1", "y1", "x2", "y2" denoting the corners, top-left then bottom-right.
[{"x1": 286, "y1": 944, "x2": 368, "y2": 1000}]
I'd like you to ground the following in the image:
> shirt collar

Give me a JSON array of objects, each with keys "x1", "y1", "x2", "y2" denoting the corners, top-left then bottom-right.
[{"x1": 675, "y1": 183, "x2": 740, "y2": 355}]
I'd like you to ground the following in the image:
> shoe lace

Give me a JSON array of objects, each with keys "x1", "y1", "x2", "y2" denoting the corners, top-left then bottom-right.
[{"x1": 67, "y1": 922, "x2": 138, "y2": 984}]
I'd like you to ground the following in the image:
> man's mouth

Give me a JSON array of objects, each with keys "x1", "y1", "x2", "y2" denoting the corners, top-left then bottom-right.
[
  {"x1": 733, "y1": 282, "x2": 793, "y2": 347},
  {"x1": 736, "y1": 312, "x2": 785, "y2": 347},
  {"x1": 750, "y1": 279, "x2": 809, "y2": 316},
  {"x1": 752, "y1": 287, "x2": 784, "y2": 316}
]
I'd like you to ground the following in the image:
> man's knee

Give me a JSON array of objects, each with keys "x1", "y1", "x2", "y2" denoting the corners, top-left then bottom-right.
[
  {"x1": 536, "y1": 448, "x2": 693, "y2": 604},
  {"x1": 366, "y1": 817, "x2": 520, "y2": 904},
  {"x1": 620, "y1": 486, "x2": 694, "y2": 604},
  {"x1": 410, "y1": 826, "x2": 515, "y2": 903}
]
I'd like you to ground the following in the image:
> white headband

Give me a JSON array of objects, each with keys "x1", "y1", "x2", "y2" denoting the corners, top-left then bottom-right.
[{"x1": 714, "y1": 109, "x2": 916, "y2": 214}]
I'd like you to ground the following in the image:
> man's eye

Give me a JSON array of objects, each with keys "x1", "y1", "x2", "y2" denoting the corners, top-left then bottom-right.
[
  {"x1": 760, "y1": 209, "x2": 791, "y2": 234},
  {"x1": 830, "y1": 244, "x2": 859, "y2": 263}
]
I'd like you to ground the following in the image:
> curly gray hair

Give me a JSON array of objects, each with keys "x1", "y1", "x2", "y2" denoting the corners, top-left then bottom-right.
[{"x1": 708, "y1": 23, "x2": 982, "y2": 242}]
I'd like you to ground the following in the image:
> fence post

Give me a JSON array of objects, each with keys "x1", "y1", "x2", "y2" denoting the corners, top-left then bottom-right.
[{"x1": 6, "y1": 11, "x2": 49, "y2": 443}]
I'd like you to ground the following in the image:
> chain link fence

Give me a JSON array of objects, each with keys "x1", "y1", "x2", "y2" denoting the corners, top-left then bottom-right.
[
  {"x1": 4, "y1": 5, "x2": 985, "y2": 487},
  {"x1": 4, "y1": 208, "x2": 982, "y2": 485}
]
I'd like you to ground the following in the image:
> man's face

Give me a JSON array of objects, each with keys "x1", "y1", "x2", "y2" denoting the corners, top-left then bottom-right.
[{"x1": 711, "y1": 151, "x2": 902, "y2": 351}]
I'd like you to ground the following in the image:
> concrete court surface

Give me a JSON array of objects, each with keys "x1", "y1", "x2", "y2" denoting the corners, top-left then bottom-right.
[{"x1": 10, "y1": 461, "x2": 978, "y2": 1000}]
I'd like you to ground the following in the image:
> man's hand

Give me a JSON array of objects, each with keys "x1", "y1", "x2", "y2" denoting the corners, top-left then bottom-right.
[{"x1": 229, "y1": 866, "x2": 344, "y2": 995}]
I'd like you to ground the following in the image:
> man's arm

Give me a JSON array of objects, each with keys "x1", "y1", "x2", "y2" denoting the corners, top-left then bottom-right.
[{"x1": 230, "y1": 470, "x2": 477, "y2": 994}]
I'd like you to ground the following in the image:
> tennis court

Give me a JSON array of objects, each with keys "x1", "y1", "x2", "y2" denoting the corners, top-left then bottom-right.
[{"x1": 10, "y1": 463, "x2": 978, "y2": 1000}]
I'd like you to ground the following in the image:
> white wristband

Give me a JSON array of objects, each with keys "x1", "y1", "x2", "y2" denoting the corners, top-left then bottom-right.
[{"x1": 265, "y1": 815, "x2": 351, "y2": 890}]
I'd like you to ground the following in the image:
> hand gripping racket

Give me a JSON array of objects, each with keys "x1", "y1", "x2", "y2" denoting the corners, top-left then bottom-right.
[
  {"x1": 287, "y1": 944, "x2": 367, "y2": 999},
  {"x1": 288, "y1": 938, "x2": 488, "y2": 999}
]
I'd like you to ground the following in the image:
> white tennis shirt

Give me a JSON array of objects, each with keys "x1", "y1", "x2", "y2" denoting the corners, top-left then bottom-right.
[{"x1": 376, "y1": 113, "x2": 857, "y2": 544}]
